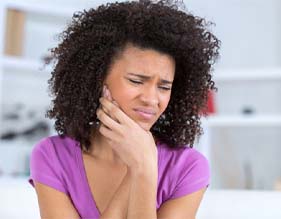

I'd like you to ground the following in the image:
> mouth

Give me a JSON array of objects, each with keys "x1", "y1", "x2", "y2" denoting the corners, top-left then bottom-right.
[{"x1": 133, "y1": 108, "x2": 156, "y2": 121}]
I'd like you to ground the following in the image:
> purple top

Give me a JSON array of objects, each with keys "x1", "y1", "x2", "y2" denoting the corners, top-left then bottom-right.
[{"x1": 28, "y1": 135, "x2": 210, "y2": 219}]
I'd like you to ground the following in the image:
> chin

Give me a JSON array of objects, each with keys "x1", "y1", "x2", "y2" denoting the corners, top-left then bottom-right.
[
  {"x1": 138, "y1": 121, "x2": 155, "y2": 131},
  {"x1": 127, "y1": 110, "x2": 158, "y2": 131}
]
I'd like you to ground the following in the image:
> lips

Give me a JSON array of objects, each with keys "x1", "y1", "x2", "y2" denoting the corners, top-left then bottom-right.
[
  {"x1": 133, "y1": 107, "x2": 157, "y2": 120},
  {"x1": 133, "y1": 107, "x2": 157, "y2": 115}
]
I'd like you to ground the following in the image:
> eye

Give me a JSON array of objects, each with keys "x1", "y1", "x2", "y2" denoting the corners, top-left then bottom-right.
[
  {"x1": 159, "y1": 87, "x2": 171, "y2": 91},
  {"x1": 128, "y1": 79, "x2": 143, "y2": 84},
  {"x1": 128, "y1": 78, "x2": 171, "y2": 91}
]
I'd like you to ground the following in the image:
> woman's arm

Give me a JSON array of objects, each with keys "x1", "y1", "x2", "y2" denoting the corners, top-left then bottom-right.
[
  {"x1": 126, "y1": 164, "x2": 158, "y2": 219},
  {"x1": 34, "y1": 181, "x2": 80, "y2": 219},
  {"x1": 156, "y1": 188, "x2": 207, "y2": 219},
  {"x1": 97, "y1": 88, "x2": 158, "y2": 219}
]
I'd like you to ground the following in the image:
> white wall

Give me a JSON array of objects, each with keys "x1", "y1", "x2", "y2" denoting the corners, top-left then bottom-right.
[
  {"x1": 184, "y1": 0, "x2": 281, "y2": 69},
  {"x1": 21, "y1": 0, "x2": 281, "y2": 69}
]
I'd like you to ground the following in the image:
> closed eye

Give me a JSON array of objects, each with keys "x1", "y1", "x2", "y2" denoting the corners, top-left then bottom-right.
[
  {"x1": 128, "y1": 79, "x2": 171, "y2": 91},
  {"x1": 160, "y1": 87, "x2": 171, "y2": 91},
  {"x1": 129, "y1": 79, "x2": 142, "y2": 84}
]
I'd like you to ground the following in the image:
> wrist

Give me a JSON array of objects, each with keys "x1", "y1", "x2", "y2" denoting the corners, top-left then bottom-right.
[{"x1": 127, "y1": 162, "x2": 157, "y2": 178}]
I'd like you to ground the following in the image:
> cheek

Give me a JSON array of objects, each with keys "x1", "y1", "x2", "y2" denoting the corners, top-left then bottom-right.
[
  {"x1": 159, "y1": 94, "x2": 171, "y2": 112},
  {"x1": 111, "y1": 85, "x2": 136, "y2": 109}
]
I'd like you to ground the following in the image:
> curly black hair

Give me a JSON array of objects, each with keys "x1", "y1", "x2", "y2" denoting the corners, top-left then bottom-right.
[{"x1": 46, "y1": 0, "x2": 220, "y2": 150}]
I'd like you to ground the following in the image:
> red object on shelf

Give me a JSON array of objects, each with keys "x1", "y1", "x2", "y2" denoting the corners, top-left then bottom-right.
[
  {"x1": 207, "y1": 90, "x2": 215, "y2": 114},
  {"x1": 199, "y1": 90, "x2": 216, "y2": 115}
]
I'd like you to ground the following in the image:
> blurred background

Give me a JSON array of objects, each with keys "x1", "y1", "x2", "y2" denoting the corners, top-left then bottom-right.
[{"x1": 0, "y1": 0, "x2": 280, "y2": 218}]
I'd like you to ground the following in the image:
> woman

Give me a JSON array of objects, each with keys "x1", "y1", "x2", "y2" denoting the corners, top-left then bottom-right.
[{"x1": 28, "y1": 0, "x2": 220, "y2": 218}]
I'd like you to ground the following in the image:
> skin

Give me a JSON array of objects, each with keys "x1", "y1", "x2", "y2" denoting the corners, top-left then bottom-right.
[
  {"x1": 92, "y1": 43, "x2": 176, "y2": 219},
  {"x1": 90, "y1": 42, "x2": 175, "y2": 168}
]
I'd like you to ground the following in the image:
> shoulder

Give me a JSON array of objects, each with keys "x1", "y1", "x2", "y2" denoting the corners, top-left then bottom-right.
[
  {"x1": 29, "y1": 135, "x2": 80, "y2": 194},
  {"x1": 157, "y1": 142, "x2": 210, "y2": 199},
  {"x1": 30, "y1": 135, "x2": 80, "y2": 174},
  {"x1": 31, "y1": 135, "x2": 79, "y2": 158},
  {"x1": 158, "y1": 142, "x2": 209, "y2": 169}
]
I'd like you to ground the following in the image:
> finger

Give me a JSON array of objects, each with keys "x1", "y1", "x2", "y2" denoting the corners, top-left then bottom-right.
[
  {"x1": 102, "y1": 92, "x2": 120, "y2": 123},
  {"x1": 99, "y1": 97, "x2": 135, "y2": 126},
  {"x1": 96, "y1": 106, "x2": 122, "y2": 132},
  {"x1": 100, "y1": 104, "x2": 118, "y2": 122},
  {"x1": 100, "y1": 99, "x2": 121, "y2": 124},
  {"x1": 98, "y1": 123, "x2": 120, "y2": 144},
  {"x1": 105, "y1": 88, "x2": 119, "y2": 106},
  {"x1": 105, "y1": 87, "x2": 119, "y2": 107},
  {"x1": 105, "y1": 86, "x2": 113, "y2": 101},
  {"x1": 103, "y1": 86, "x2": 120, "y2": 122}
]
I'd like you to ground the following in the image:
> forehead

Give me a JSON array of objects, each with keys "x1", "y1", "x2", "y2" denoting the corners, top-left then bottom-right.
[{"x1": 114, "y1": 44, "x2": 175, "y2": 80}]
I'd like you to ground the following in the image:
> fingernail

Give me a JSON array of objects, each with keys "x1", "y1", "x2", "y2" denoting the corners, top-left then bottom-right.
[{"x1": 105, "y1": 88, "x2": 110, "y2": 98}]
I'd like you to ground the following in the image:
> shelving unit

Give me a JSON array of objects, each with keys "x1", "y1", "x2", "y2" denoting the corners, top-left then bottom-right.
[
  {"x1": 203, "y1": 66, "x2": 281, "y2": 190},
  {"x1": 0, "y1": 0, "x2": 93, "y2": 177},
  {"x1": 3, "y1": 0, "x2": 76, "y2": 17},
  {"x1": 2, "y1": 55, "x2": 52, "y2": 72},
  {"x1": 214, "y1": 68, "x2": 281, "y2": 81},
  {"x1": 206, "y1": 114, "x2": 281, "y2": 127}
]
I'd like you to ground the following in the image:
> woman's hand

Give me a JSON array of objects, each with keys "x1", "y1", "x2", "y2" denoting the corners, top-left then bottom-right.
[{"x1": 96, "y1": 86, "x2": 157, "y2": 173}]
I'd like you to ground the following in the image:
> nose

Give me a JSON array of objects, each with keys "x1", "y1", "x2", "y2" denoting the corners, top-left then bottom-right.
[{"x1": 139, "y1": 85, "x2": 159, "y2": 106}]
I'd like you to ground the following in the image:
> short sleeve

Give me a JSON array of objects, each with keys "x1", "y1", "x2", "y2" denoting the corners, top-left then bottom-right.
[
  {"x1": 28, "y1": 137, "x2": 68, "y2": 194},
  {"x1": 169, "y1": 150, "x2": 210, "y2": 199}
]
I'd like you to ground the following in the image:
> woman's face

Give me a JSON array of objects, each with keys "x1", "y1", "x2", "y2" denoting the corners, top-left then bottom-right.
[{"x1": 103, "y1": 43, "x2": 175, "y2": 131}]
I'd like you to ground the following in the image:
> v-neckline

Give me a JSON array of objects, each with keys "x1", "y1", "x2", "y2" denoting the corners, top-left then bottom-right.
[
  {"x1": 76, "y1": 143, "x2": 101, "y2": 217},
  {"x1": 75, "y1": 140, "x2": 163, "y2": 217}
]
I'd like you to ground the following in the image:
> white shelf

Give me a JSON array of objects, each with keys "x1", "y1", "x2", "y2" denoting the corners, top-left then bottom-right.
[
  {"x1": 2, "y1": 55, "x2": 52, "y2": 73},
  {"x1": 205, "y1": 115, "x2": 281, "y2": 127},
  {"x1": 214, "y1": 68, "x2": 281, "y2": 82},
  {"x1": 3, "y1": 0, "x2": 77, "y2": 18}
]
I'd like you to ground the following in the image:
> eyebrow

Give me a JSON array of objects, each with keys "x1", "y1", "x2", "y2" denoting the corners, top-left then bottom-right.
[{"x1": 127, "y1": 73, "x2": 173, "y2": 84}]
